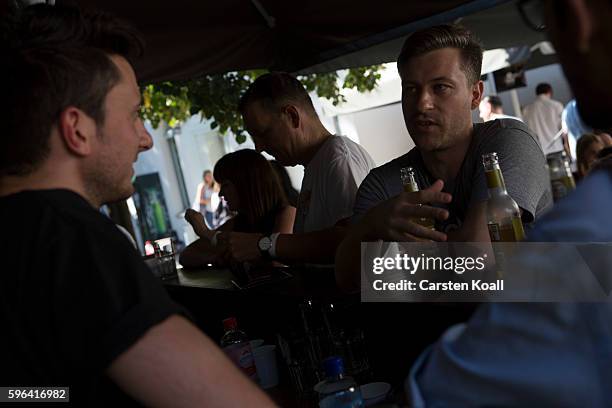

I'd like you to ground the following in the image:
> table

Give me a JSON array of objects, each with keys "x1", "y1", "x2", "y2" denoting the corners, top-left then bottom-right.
[{"x1": 161, "y1": 265, "x2": 478, "y2": 400}]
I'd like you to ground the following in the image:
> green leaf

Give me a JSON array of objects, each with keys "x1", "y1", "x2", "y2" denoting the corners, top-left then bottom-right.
[
  {"x1": 140, "y1": 66, "x2": 384, "y2": 143},
  {"x1": 236, "y1": 133, "x2": 247, "y2": 144}
]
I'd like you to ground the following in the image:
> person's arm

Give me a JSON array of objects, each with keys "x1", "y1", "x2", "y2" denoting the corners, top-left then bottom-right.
[
  {"x1": 408, "y1": 302, "x2": 598, "y2": 407},
  {"x1": 445, "y1": 201, "x2": 491, "y2": 242},
  {"x1": 335, "y1": 181, "x2": 451, "y2": 292},
  {"x1": 193, "y1": 183, "x2": 204, "y2": 210},
  {"x1": 275, "y1": 226, "x2": 347, "y2": 264},
  {"x1": 185, "y1": 209, "x2": 215, "y2": 240},
  {"x1": 470, "y1": 123, "x2": 550, "y2": 227},
  {"x1": 273, "y1": 206, "x2": 295, "y2": 234},
  {"x1": 107, "y1": 315, "x2": 276, "y2": 408},
  {"x1": 217, "y1": 225, "x2": 347, "y2": 265},
  {"x1": 181, "y1": 210, "x2": 236, "y2": 267},
  {"x1": 178, "y1": 238, "x2": 221, "y2": 268},
  {"x1": 562, "y1": 132, "x2": 572, "y2": 160}
]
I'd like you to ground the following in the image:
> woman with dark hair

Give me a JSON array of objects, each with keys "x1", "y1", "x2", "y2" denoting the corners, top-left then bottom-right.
[
  {"x1": 269, "y1": 160, "x2": 299, "y2": 207},
  {"x1": 576, "y1": 133, "x2": 604, "y2": 181},
  {"x1": 180, "y1": 150, "x2": 295, "y2": 267}
]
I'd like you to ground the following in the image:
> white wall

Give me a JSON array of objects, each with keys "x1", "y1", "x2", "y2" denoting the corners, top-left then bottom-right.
[
  {"x1": 336, "y1": 102, "x2": 414, "y2": 167},
  {"x1": 134, "y1": 123, "x2": 191, "y2": 245},
  {"x1": 176, "y1": 114, "x2": 226, "y2": 209},
  {"x1": 486, "y1": 63, "x2": 573, "y2": 117}
]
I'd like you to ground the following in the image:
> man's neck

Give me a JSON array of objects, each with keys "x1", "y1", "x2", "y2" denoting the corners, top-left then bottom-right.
[
  {"x1": 298, "y1": 124, "x2": 333, "y2": 166},
  {"x1": 0, "y1": 167, "x2": 97, "y2": 207},
  {"x1": 421, "y1": 128, "x2": 473, "y2": 185}
]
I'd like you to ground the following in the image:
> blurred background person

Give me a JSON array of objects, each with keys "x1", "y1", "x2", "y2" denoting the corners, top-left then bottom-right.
[
  {"x1": 575, "y1": 133, "x2": 604, "y2": 181},
  {"x1": 193, "y1": 169, "x2": 219, "y2": 228},
  {"x1": 479, "y1": 95, "x2": 521, "y2": 122},
  {"x1": 181, "y1": 150, "x2": 295, "y2": 267},
  {"x1": 523, "y1": 83, "x2": 566, "y2": 155},
  {"x1": 593, "y1": 130, "x2": 612, "y2": 146},
  {"x1": 562, "y1": 99, "x2": 592, "y2": 169}
]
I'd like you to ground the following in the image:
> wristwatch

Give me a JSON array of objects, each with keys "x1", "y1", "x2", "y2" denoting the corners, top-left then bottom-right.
[{"x1": 258, "y1": 235, "x2": 272, "y2": 259}]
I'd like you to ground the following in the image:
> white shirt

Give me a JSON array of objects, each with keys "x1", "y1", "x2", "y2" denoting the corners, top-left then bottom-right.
[
  {"x1": 293, "y1": 135, "x2": 375, "y2": 233},
  {"x1": 522, "y1": 95, "x2": 564, "y2": 154},
  {"x1": 487, "y1": 113, "x2": 523, "y2": 122}
]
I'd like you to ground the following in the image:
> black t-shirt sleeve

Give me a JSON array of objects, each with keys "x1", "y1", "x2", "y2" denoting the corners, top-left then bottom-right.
[{"x1": 51, "y1": 223, "x2": 185, "y2": 371}]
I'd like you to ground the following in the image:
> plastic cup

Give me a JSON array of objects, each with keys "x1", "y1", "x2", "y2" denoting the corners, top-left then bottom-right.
[{"x1": 252, "y1": 345, "x2": 279, "y2": 389}]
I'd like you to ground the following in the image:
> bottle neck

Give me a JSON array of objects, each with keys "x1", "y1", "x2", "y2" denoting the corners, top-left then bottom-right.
[
  {"x1": 327, "y1": 372, "x2": 345, "y2": 381},
  {"x1": 402, "y1": 173, "x2": 420, "y2": 193},
  {"x1": 485, "y1": 167, "x2": 507, "y2": 195},
  {"x1": 403, "y1": 180, "x2": 419, "y2": 193}
]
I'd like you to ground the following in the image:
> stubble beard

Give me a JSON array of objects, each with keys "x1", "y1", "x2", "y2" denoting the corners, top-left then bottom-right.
[{"x1": 83, "y1": 133, "x2": 134, "y2": 208}]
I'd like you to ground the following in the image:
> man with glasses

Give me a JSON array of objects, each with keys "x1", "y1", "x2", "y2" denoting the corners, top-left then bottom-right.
[{"x1": 406, "y1": 1, "x2": 612, "y2": 405}]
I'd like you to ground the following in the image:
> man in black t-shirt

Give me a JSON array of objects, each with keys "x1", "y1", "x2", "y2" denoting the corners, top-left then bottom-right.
[{"x1": 0, "y1": 4, "x2": 273, "y2": 407}]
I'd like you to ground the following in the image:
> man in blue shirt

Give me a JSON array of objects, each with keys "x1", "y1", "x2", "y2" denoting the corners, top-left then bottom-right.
[{"x1": 408, "y1": 1, "x2": 612, "y2": 405}]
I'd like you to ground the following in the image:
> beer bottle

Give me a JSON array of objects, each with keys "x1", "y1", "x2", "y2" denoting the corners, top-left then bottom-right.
[
  {"x1": 482, "y1": 153, "x2": 526, "y2": 242},
  {"x1": 400, "y1": 167, "x2": 435, "y2": 230},
  {"x1": 546, "y1": 151, "x2": 576, "y2": 202}
]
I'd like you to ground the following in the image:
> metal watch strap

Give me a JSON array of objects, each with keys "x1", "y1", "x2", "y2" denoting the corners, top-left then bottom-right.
[{"x1": 269, "y1": 232, "x2": 281, "y2": 258}]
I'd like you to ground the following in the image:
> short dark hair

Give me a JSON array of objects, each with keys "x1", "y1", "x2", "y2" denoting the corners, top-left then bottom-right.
[
  {"x1": 576, "y1": 133, "x2": 602, "y2": 167},
  {"x1": 536, "y1": 83, "x2": 553, "y2": 95},
  {"x1": 397, "y1": 24, "x2": 483, "y2": 85},
  {"x1": 238, "y1": 72, "x2": 316, "y2": 116},
  {"x1": 0, "y1": 4, "x2": 144, "y2": 176},
  {"x1": 485, "y1": 95, "x2": 503, "y2": 109}
]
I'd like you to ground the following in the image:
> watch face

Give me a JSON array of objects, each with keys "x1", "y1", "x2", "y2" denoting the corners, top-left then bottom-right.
[{"x1": 258, "y1": 236, "x2": 272, "y2": 251}]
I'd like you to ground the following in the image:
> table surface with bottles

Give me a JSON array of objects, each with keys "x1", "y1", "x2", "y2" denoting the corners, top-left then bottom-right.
[{"x1": 161, "y1": 265, "x2": 475, "y2": 407}]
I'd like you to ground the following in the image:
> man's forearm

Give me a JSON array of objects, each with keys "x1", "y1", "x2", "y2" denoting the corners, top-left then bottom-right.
[
  {"x1": 335, "y1": 223, "x2": 370, "y2": 293},
  {"x1": 275, "y1": 226, "x2": 348, "y2": 264}
]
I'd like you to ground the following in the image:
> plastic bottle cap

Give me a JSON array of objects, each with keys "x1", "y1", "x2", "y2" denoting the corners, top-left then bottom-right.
[
  {"x1": 322, "y1": 356, "x2": 344, "y2": 378},
  {"x1": 222, "y1": 317, "x2": 238, "y2": 331}
]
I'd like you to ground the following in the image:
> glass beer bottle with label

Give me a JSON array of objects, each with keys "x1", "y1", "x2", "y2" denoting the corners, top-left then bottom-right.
[
  {"x1": 400, "y1": 167, "x2": 435, "y2": 230},
  {"x1": 482, "y1": 153, "x2": 526, "y2": 242},
  {"x1": 546, "y1": 151, "x2": 576, "y2": 202}
]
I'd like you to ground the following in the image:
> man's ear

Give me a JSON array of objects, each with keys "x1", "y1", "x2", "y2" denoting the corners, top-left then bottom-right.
[
  {"x1": 57, "y1": 106, "x2": 97, "y2": 157},
  {"x1": 471, "y1": 80, "x2": 484, "y2": 110},
  {"x1": 282, "y1": 105, "x2": 301, "y2": 129}
]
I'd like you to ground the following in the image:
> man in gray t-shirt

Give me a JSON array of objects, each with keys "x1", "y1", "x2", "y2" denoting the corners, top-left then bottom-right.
[
  {"x1": 353, "y1": 119, "x2": 552, "y2": 233},
  {"x1": 336, "y1": 25, "x2": 552, "y2": 291}
]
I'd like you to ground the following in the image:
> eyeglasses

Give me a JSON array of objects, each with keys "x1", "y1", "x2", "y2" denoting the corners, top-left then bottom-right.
[{"x1": 517, "y1": 0, "x2": 546, "y2": 32}]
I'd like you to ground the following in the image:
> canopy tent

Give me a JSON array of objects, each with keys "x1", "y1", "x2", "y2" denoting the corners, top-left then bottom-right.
[{"x1": 39, "y1": 0, "x2": 548, "y2": 83}]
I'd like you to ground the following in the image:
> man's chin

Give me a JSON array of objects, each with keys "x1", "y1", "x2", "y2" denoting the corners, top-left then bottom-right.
[
  {"x1": 411, "y1": 136, "x2": 441, "y2": 153},
  {"x1": 102, "y1": 185, "x2": 135, "y2": 206}
]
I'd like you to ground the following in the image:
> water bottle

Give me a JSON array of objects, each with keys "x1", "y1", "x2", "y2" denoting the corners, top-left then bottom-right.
[
  {"x1": 220, "y1": 317, "x2": 258, "y2": 381},
  {"x1": 318, "y1": 356, "x2": 364, "y2": 408}
]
